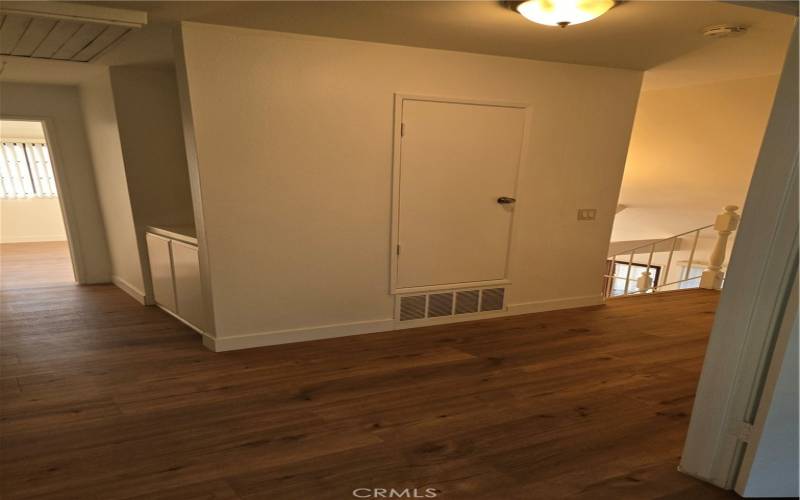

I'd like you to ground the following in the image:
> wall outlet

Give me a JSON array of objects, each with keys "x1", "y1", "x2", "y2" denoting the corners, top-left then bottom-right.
[{"x1": 577, "y1": 208, "x2": 597, "y2": 221}]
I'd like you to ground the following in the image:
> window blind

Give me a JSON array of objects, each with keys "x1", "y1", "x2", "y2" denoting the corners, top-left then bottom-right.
[{"x1": 0, "y1": 142, "x2": 58, "y2": 198}]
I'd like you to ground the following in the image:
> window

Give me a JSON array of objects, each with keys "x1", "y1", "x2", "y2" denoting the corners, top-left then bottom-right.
[
  {"x1": 678, "y1": 264, "x2": 704, "y2": 289},
  {"x1": 0, "y1": 142, "x2": 58, "y2": 198},
  {"x1": 606, "y1": 261, "x2": 661, "y2": 297}
]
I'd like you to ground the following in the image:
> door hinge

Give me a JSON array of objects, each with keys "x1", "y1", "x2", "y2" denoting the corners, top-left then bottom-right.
[
  {"x1": 400, "y1": 123, "x2": 405, "y2": 137},
  {"x1": 396, "y1": 244, "x2": 401, "y2": 255}
]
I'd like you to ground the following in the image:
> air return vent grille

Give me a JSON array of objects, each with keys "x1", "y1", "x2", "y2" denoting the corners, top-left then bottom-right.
[
  {"x1": 427, "y1": 293, "x2": 453, "y2": 317},
  {"x1": 480, "y1": 288, "x2": 505, "y2": 312},
  {"x1": 455, "y1": 290, "x2": 480, "y2": 315},
  {"x1": 397, "y1": 287, "x2": 506, "y2": 322},
  {"x1": 399, "y1": 295, "x2": 426, "y2": 321}
]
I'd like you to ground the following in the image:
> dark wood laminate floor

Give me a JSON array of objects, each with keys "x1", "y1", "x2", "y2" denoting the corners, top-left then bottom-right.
[{"x1": 0, "y1": 243, "x2": 739, "y2": 499}]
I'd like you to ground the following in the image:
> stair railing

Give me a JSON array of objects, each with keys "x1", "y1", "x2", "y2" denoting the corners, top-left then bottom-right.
[{"x1": 603, "y1": 206, "x2": 741, "y2": 298}]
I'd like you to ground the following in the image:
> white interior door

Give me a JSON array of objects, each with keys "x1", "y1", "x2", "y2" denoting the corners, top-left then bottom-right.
[{"x1": 395, "y1": 98, "x2": 526, "y2": 290}]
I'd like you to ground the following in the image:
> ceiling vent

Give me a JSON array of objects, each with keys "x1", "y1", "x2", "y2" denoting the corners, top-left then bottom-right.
[{"x1": 0, "y1": 1, "x2": 146, "y2": 62}]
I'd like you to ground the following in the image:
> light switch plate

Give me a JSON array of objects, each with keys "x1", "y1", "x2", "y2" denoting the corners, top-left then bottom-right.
[{"x1": 577, "y1": 208, "x2": 597, "y2": 221}]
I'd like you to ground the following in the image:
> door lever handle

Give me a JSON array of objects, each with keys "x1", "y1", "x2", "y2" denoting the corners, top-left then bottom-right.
[{"x1": 497, "y1": 197, "x2": 516, "y2": 205}]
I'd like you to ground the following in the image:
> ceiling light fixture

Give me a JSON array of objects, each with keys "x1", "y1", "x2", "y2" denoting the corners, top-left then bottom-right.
[{"x1": 514, "y1": 0, "x2": 616, "y2": 28}]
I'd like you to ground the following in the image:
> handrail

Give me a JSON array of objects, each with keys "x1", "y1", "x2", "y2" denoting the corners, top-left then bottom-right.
[
  {"x1": 603, "y1": 206, "x2": 740, "y2": 299},
  {"x1": 610, "y1": 224, "x2": 713, "y2": 258},
  {"x1": 605, "y1": 225, "x2": 713, "y2": 299}
]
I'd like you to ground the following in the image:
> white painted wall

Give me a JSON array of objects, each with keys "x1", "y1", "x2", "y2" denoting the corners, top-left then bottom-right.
[
  {"x1": 0, "y1": 198, "x2": 66, "y2": 243},
  {"x1": 108, "y1": 65, "x2": 195, "y2": 302},
  {"x1": 80, "y1": 71, "x2": 145, "y2": 301},
  {"x1": 612, "y1": 75, "x2": 779, "y2": 242},
  {"x1": 178, "y1": 23, "x2": 642, "y2": 346},
  {"x1": 0, "y1": 83, "x2": 111, "y2": 283},
  {"x1": 109, "y1": 66, "x2": 194, "y2": 231}
]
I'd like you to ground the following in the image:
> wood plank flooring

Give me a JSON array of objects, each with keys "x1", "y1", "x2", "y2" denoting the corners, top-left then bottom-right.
[
  {"x1": 0, "y1": 243, "x2": 738, "y2": 499},
  {"x1": 0, "y1": 241, "x2": 75, "y2": 290}
]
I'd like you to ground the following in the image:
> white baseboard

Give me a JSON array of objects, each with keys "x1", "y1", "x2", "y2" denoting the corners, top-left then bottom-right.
[
  {"x1": 203, "y1": 294, "x2": 605, "y2": 352},
  {"x1": 205, "y1": 318, "x2": 396, "y2": 352},
  {"x1": 506, "y1": 294, "x2": 605, "y2": 314},
  {"x1": 112, "y1": 275, "x2": 147, "y2": 305}
]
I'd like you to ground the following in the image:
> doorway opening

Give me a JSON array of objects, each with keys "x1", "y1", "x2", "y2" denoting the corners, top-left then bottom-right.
[{"x1": 0, "y1": 119, "x2": 75, "y2": 290}]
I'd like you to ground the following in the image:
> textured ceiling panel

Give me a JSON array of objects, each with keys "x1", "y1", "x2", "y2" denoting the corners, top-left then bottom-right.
[
  {"x1": 0, "y1": 2, "x2": 144, "y2": 62},
  {"x1": 51, "y1": 22, "x2": 106, "y2": 59},
  {"x1": 31, "y1": 20, "x2": 81, "y2": 58},
  {"x1": 73, "y1": 24, "x2": 128, "y2": 61},
  {"x1": 0, "y1": 14, "x2": 29, "y2": 55},
  {"x1": 12, "y1": 18, "x2": 57, "y2": 56}
]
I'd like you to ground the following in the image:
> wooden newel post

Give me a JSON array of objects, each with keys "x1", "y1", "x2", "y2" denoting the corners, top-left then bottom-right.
[{"x1": 700, "y1": 205, "x2": 740, "y2": 290}]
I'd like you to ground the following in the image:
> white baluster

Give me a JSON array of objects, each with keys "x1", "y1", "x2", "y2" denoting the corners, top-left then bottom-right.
[
  {"x1": 636, "y1": 270, "x2": 653, "y2": 293},
  {"x1": 623, "y1": 250, "x2": 635, "y2": 295},
  {"x1": 700, "y1": 205, "x2": 741, "y2": 290},
  {"x1": 660, "y1": 237, "x2": 678, "y2": 291},
  {"x1": 605, "y1": 256, "x2": 616, "y2": 298},
  {"x1": 644, "y1": 243, "x2": 655, "y2": 292}
]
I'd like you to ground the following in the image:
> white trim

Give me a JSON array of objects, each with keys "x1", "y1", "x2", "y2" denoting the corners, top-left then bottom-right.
[
  {"x1": 388, "y1": 93, "x2": 532, "y2": 294},
  {"x1": 394, "y1": 279, "x2": 511, "y2": 295},
  {"x1": 389, "y1": 94, "x2": 403, "y2": 293},
  {"x1": 396, "y1": 93, "x2": 530, "y2": 110},
  {"x1": 506, "y1": 294, "x2": 605, "y2": 314},
  {"x1": 204, "y1": 319, "x2": 396, "y2": 352},
  {"x1": 203, "y1": 294, "x2": 602, "y2": 352},
  {"x1": 112, "y1": 275, "x2": 147, "y2": 305}
]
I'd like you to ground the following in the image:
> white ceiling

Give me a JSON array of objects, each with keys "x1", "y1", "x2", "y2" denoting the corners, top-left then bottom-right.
[
  {"x1": 83, "y1": 1, "x2": 794, "y2": 72},
  {"x1": 1, "y1": 1, "x2": 794, "y2": 89},
  {"x1": 643, "y1": 13, "x2": 794, "y2": 90}
]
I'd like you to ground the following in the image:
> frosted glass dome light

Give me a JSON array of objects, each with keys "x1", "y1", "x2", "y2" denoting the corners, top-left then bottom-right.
[{"x1": 516, "y1": 0, "x2": 616, "y2": 28}]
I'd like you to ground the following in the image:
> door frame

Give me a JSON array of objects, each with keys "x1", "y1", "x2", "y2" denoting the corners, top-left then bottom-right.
[
  {"x1": 679, "y1": 26, "x2": 798, "y2": 489},
  {"x1": 734, "y1": 271, "x2": 798, "y2": 496},
  {"x1": 389, "y1": 93, "x2": 532, "y2": 294},
  {"x1": 0, "y1": 115, "x2": 85, "y2": 284}
]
